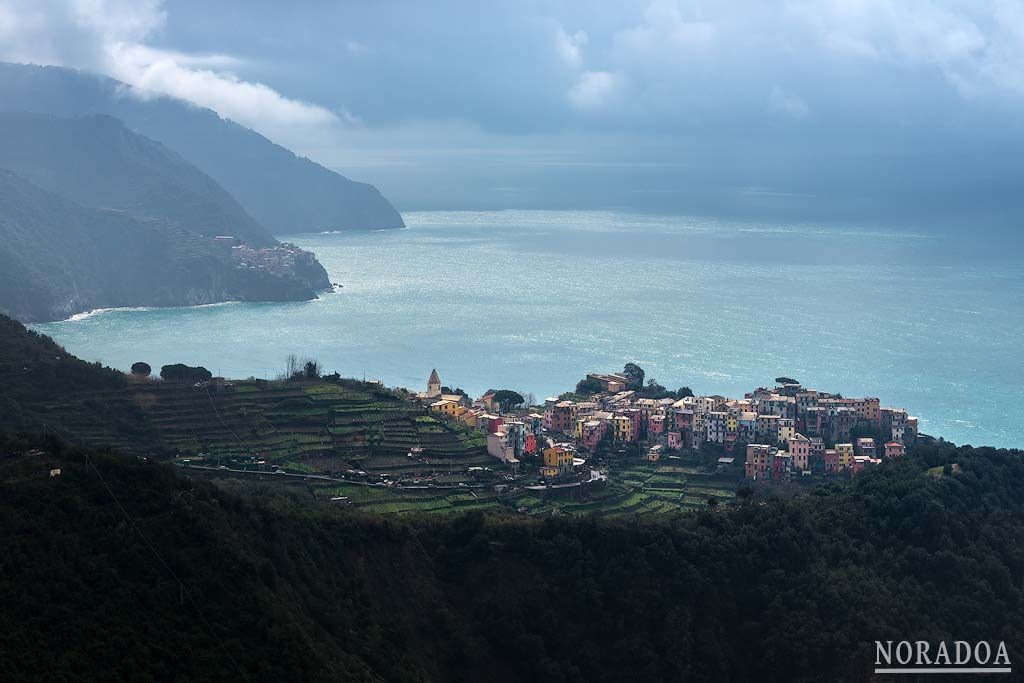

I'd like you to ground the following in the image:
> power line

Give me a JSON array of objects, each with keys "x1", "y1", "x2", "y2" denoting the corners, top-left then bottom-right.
[
  {"x1": 40, "y1": 422, "x2": 251, "y2": 681},
  {"x1": 35, "y1": 418, "x2": 341, "y2": 679},
  {"x1": 204, "y1": 385, "x2": 246, "y2": 449}
]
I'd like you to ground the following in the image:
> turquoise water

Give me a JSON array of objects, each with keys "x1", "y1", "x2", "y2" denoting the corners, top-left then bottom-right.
[{"x1": 32, "y1": 210, "x2": 1024, "y2": 448}]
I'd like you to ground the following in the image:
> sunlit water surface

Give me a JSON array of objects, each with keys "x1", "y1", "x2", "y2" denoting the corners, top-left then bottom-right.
[{"x1": 32, "y1": 210, "x2": 1024, "y2": 447}]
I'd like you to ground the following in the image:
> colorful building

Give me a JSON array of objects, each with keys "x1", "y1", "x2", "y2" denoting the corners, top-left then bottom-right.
[
  {"x1": 430, "y1": 399, "x2": 463, "y2": 418},
  {"x1": 853, "y1": 397, "x2": 881, "y2": 425},
  {"x1": 756, "y1": 414, "x2": 781, "y2": 442},
  {"x1": 771, "y1": 451, "x2": 793, "y2": 481},
  {"x1": 549, "y1": 401, "x2": 580, "y2": 433},
  {"x1": 884, "y1": 441, "x2": 906, "y2": 458},
  {"x1": 706, "y1": 411, "x2": 728, "y2": 444},
  {"x1": 880, "y1": 407, "x2": 909, "y2": 443},
  {"x1": 580, "y1": 419, "x2": 609, "y2": 450},
  {"x1": 648, "y1": 414, "x2": 666, "y2": 435},
  {"x1": 851, "y1": 455, "x2": 880, "y2": 474},
  {"x1": 487, "y1": 431, "x2": 519, "y2": 473},
  {"x1": 476, "y1": 413, "x2": 504, "y2": 434},
  {"x1": 788, "y1": 433, "x2": 811, "y2": 471},
  {"x1": 457, "y1": 409, "x2": 479, "y2": 427},
  {"x1": 612, "y1": 415, "x2": 635, "y2": 442},
  {"x1": 587, "y1": 373, "x2": 629, "y2": 393},
  {"x1": 835, "y1": 443, "x2": 854, "y2": 469},
  {"x1": 824, "y1": 449, "x2": 839, "y2": 473},
  {"x1": 778, "y1": 417, "x2": 795, "y2": 444},
  {"x1": 542, "y1": 443, "x2": 575, "y2": 479},
  {"x1": 744, "y1": 444, "x2": 773, "y2": 480}
]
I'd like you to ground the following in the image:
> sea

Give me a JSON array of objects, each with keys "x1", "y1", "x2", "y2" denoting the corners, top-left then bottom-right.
[{"x1": 31, "y1": 210, "x2": 1024, "y2": 448}]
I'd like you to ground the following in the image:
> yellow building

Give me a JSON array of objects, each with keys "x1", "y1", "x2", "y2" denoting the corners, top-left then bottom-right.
[
  {"x1": 612, "y1": 415, "x2": 633, "y2": 442},
  {"x1": 835, "y1": 443, "x2": 854, "y2": 468},
  {"x1": 778, "y1": 418, "x2": 795, "y2": 444},
  {"x1": 542, "y1": 444, "x2": 575, "y2": 478},
  {"x1": 430, "y1": 399, "x2": 463, "y2": 418}
]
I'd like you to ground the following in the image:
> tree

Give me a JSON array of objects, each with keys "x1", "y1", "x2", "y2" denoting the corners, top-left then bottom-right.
[
  {"x1": 676, "y1": 386, "x2": 694, "y2": 398},
  {"x1": 576, "y1": 377, "x2": 604, "y2": 394},
  {"x1": 491, "y1": 389, "x2": 525, "y2": 412},
  {"x1": 623, "y1": 363, "x2": 645, "y2": 388},
  {"x1": 130, "y1": 362, "x2": 151, "y2": 377},
  {"x1": 303, "y1": 360, "x2": 321, "y2": 379},
  {"x1": 160, "y1": 364, "x2": 212, "y2": 381},
  {"x1": 284, "y1": 354, "x2": 300, "y2": 379},
  {"x1": 637, "y1": 379, "x2": 672, "y2": 399},
  {"x1": 775, "y1": 377, "x2": 799, "y2": 385}
]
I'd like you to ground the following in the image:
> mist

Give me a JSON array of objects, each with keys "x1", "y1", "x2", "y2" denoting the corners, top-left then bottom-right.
[{"x1": 2, "y1": 0, "x2": 1023, "y2": 231}]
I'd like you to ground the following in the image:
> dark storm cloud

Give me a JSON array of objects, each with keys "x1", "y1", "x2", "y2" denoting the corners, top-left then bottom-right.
[{"x1": 2, "y1": 0, "x2": 1023, "y2": 225}]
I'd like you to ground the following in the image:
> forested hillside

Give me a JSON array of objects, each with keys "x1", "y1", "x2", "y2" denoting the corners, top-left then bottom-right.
[
  {"x1": 0, "y1": 313, "x2": 159, "y2": 446},
  {"x1": 0, "y1": 112, "x2": 274, "y2": 246},
  {"x1": 0, "y1": 165, "x2": 329, "y2": 322},
  {"x1": 1, "y1": 433, "x2": 1021, "y2": 682}
]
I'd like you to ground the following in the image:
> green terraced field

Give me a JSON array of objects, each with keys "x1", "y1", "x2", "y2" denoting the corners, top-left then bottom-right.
[
  {"x1": 119, "y1": 377, "x2": 488, "y2": 475},
  {"x1": 52, "y1": 370, "x2": 742, "y2": 517},
  {"x1": 208, "y1": 458, "x2": 742, "y2": 517}
]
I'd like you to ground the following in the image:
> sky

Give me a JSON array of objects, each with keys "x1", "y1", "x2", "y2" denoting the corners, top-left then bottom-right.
[{"x1": 1, "y1": 0, "x2": 1024, "y2": 226}]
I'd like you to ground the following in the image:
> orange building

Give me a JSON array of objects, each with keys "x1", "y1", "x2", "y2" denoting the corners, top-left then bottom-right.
[{"x1": 542, "y1": 444, "x2": 575, "y2": 479}]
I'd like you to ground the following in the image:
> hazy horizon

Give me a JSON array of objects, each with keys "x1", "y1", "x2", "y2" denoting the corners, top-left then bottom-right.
[{"x1": 1, "y1": 1, "x2": 1023, "y2": 231}]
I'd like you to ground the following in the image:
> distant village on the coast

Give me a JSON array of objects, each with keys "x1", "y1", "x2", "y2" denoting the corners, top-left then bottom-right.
[{"x1": 416, "y1": 366, "x2": 922, "y2": 485}]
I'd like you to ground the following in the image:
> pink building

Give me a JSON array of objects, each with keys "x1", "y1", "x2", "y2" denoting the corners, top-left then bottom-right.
[
  {"x1": 477, "y1": 415, "x2": 504, "y2": 433},
  {"x1": 673, "y1": 409, "x2": 694, "y2": 432},
  {"x1": 771, "y1": 452, "x2": 792, "y2": 481},
  {"x1": 787, "y1": 433, "x2": 811, "y2": 471},
  {"x1": 581, "y1": 420, "x2": 608, "y2": 450},
  {"x1": 884, "y1": 441, "x2": 906, "y2": 458},
  {"x1": 648, "y1": 414, "x2": 665, "y2": 435},
  {"x1": 744, "y1": 444, "x2": 772, "y2": 480},
  {"x1": 549, "y1": 402, "x2": 578, "y2": 433},
  {"x1": 667, "y1": 431, "x2": 682, "y2": 449},
  {"x1": 824, "y1": 449, "x2": 839, "y2": 474},
  {"x1": 851, "y1": 455, "x2": 880, "y2": 474}
]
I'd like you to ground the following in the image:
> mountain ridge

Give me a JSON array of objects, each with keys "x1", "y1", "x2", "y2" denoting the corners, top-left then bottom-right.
[
  {"x1": 0, "y1": 62, "x2": 405, "y2": 234},
  {"x1": 0, "y1": 111, "x2": 275, "y2": 247},
  {"x1": 0, "y1": 169, "x2": 330, "y2": 322}
]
